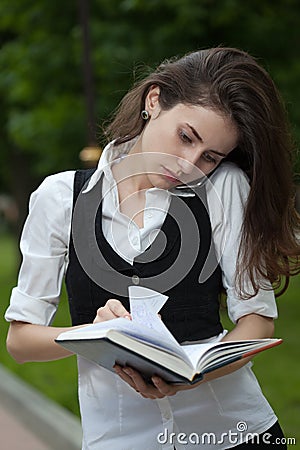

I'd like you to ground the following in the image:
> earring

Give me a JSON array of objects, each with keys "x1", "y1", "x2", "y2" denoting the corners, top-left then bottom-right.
[{"x1": 141, "y1": 110, "x2": 149, "y2": 120}]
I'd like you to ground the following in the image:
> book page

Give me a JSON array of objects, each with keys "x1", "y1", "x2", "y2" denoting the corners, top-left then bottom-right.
[
  {"x1": 129, "y1": 286, "x2": 179, "y2": 345},
  {"x1": 181, "y1": 338, "x2": 282, "y2": 370},
  {"x1": 129, "y1": 285, "x2": 167, "y2": 315},
  {"x1": 181, "y1": 342, "x2": 216, "y2": 365}
]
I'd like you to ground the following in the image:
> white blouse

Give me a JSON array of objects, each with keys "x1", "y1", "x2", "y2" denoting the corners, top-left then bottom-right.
[{"x1": 5, "y1": 141, "x2": 278, "y2": 449}]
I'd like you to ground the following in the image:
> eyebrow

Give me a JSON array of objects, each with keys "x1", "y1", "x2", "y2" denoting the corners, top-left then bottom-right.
[{"x1": 186, "y1": 123, "x2": 228, "y2": 158}]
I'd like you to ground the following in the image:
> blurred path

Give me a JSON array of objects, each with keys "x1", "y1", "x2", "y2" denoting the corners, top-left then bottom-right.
[
  {"x1": 0, "y1": 364, "x2": 82, "y2": 450},
  {"x1": 0, "y1": 404, "x2": 51, "y2": 450}
]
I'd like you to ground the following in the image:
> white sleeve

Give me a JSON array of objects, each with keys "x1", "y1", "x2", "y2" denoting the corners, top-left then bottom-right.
[
  {"x1": 5, "y1": 171, "x2": 75, "y2": 325},
  {"x1": 206, "y1": 162, "x2": 278, "y2": 324}
]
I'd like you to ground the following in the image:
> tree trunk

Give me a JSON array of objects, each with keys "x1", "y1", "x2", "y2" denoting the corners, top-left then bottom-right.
[{"x1": 7, "y1": 147, "x2": 41, "y2": 268}]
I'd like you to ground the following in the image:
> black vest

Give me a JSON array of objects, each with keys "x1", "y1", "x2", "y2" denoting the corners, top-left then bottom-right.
[{"x1": 65, "y1": 169, "x2": 223, "y2": 343}]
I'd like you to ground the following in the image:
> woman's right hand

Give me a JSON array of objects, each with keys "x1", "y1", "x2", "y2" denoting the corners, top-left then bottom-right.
[{"x1": 93, "y1": 299, "x2": 131, "y2": 323}]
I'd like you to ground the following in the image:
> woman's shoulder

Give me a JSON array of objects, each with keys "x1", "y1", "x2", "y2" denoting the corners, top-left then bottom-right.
[
  {"x1": 206, "y1": 162, "x2": 250, "y2": 205},
  {"x1": 36, "y1": 170, "x2": 75, "y2": 194},
  {"x1": 210, "y1": 161, "x2": 248, "y2": 184},
  {"x1": 28, "y1": 170, "x2": 76, "y2": 213},
  {"x1": 208, "y1": 162, "x2": 249, "y2": 191}
]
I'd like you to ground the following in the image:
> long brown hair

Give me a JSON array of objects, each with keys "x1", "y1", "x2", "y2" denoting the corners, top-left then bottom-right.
[{"x1": 105, "y1": 47, "x2": 300, "y2": 299}]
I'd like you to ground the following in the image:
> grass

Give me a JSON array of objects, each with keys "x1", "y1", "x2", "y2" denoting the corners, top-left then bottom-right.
[{"x1": 1, "y1": 232, "x2": 299, "y2": 445}]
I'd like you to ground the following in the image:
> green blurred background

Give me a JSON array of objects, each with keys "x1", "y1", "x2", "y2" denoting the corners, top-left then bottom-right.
[{"x1": 0, "y1": 0, "x2": 299, "y2": 446}]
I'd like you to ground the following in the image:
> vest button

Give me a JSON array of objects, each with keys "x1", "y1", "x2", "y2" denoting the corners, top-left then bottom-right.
[{"x1": 131, "y1": 275, "x2": 140, "y2": 285}]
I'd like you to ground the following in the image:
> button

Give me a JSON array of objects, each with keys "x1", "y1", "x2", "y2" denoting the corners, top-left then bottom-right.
[
  {"x1": 131, "y1": 275, "x2": 140, "y2": 285},
  {"x1": 146, "y1": 211, "x2": 153, "y2": 219}
]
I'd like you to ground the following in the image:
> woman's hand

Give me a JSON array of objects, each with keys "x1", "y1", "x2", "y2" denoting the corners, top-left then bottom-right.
[
  {"x1": 93, "y1": 299, "x2": 131, "y2": 323},
  {"x1": 113, "y1": 313, "x2": 274, "y2": 398},
  {"x1": 113, "y1": 365, "x2": 200, "y2": 399}
]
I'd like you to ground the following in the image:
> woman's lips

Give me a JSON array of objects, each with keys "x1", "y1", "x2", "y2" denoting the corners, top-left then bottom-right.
[{"x1": 161, "y1": 166, "x2": 181, "y2": 183}]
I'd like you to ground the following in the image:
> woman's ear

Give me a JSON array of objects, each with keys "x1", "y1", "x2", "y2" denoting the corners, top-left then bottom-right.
[{"x1": 145, "y1": 85, "x2": 161, "y2": 119}]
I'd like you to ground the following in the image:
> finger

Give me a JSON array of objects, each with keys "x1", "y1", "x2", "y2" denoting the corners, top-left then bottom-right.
[
  {"x1": 106, "y1": 299, "x2": 131, "y2": 319},
  {"x1": 93, "y1": 300, "x2": 131, "y2": 323},
  {"x1": 114, "y1": 365, "x2": 166, "y2": 398},
  {"x1": 152, "y1": 376, "x2": 177, "y2": 396},
  {"x1": 123, "y1": 368, "x2": 165, "y2": 398},
  {"x1": 114, "y1": 365, "x2": 137, "y2": 389},
  {"x1": 114, "y1": 366, "x2": 157, "y2": 398},
  {"x1": 93, "y1": 306, "x2": 115, "y2": 323},
  {"x1": 140, "y1": 392, "x2": 157, "y2": 399}
]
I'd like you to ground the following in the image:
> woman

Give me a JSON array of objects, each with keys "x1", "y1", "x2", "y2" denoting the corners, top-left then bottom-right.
[{"x1": 5, "y1": 47, "x2": 300, "y2": 449}]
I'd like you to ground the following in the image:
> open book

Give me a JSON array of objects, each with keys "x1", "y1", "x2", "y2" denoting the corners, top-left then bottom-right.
[{"x1": 56, "y1": 298, "x2": 282, "y2": 384}]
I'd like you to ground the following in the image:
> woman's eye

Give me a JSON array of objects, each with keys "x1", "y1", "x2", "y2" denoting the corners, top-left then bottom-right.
[
  {"x1": 202, "y1": 152, "x2": 217, "y2": 164},
  {"x1": 179, "y1": 130, "x2": 192, "y2": 144}
]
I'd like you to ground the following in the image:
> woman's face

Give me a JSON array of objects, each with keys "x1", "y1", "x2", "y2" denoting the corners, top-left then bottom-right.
[{"x1": 129, "y1": 87, "x2": 238, "y2": 190}]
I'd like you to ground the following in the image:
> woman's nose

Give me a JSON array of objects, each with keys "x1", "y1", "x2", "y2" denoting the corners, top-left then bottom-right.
[
  {"x1": 177, "y1": 152, "x2": 201, "y2": 174},
  {"x1": 177, "y1": 158, "x2": 194, "y2": 174}
]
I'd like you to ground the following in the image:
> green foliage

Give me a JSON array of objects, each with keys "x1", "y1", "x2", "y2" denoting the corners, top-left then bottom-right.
[
  {"x1": 0, "y1": 0, "x2": 84, "y2": 179},
  {"x1": 1, "y1": 0, "x2": 300, "y2": 183}
]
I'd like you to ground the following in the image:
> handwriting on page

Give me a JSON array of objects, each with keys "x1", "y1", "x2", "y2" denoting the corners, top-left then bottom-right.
[
  {"x1": 129, "y1": 286, "x2": 179, "y2": 344},
  {"x1": 130, "y1": 299, "x2": 160, "y2": 329}
]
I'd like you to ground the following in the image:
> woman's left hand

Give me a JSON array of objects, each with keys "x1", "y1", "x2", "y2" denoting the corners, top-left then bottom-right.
[
  {"x1": 114, "y1": 314, "x2": 274, "y2": 399},
  {"x1": 113, "y1": 364, "x2": 199, "y2": 398}
]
